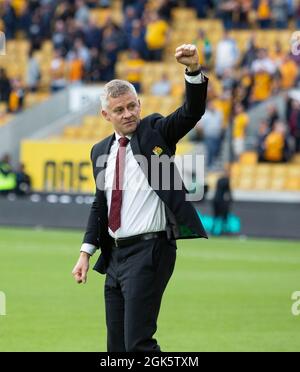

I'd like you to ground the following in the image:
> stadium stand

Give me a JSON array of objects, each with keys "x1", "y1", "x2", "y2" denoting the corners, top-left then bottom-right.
[{"x1": 0, "y1": 0, "x2": 300, "y2": 196}]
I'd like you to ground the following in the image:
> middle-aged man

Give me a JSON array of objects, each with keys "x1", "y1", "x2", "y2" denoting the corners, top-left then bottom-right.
[{"x1": 72, "y1": 44, "x2": 208, "y2": 352}]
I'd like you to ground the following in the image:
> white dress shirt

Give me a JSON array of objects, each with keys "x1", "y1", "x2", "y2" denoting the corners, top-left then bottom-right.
[{"x1": 80, "y1": 71, "x2": 205, "y2": 256}]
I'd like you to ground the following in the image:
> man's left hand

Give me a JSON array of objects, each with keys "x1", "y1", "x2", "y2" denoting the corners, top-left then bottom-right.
[{"x1": 175, "y1": 44, "x2": 201, "y2": 73}]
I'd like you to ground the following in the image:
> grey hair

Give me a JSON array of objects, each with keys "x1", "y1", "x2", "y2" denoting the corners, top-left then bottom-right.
[{"x1": 100, "y1": 79, "x2": 138, "y2": 110}]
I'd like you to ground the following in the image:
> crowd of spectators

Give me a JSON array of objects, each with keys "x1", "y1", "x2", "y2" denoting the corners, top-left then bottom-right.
[
  {"x1": 256, "y1": 96, "x2": 300, "y2": 163},
  {"x1": 1, "y1": 0, "x2": 300, "y2": 165}
]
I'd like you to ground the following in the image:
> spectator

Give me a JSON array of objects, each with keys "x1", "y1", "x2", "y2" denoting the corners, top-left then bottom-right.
[
  {"x1": 266, "y1": 104, "x2": 280, "y2": 131},
  {"x1": 272, "y1": 0, "x2": 289, "y2": 29},
  {"x1": 26, "y1": 48, "x2": 41, "y2": 92},
  {"x1": 145, "y1": 11, "x2": 169, "y2": 61},
  {"x1": 194, "y1": 29, "x2": 213, "y2": 70},
  {"x1": 75, "y1": 0, "x2": 90, "y2": 25},
  {"x1": 128, "y1": 20, "x2": 148, "y2": 60},
  {"x1": 188, "y1": 0, "x2": 212, "y2": 18},
  {"x1": 84, "y1": 17, "x2": 102, "y2": 49},
  {"x1": 236, "y1": 0, "x2": 252, "y2": 29},
  {"x1": 256, "y1": 0, "x2": 272, "y2": 29},
  {"x1": 215, "y1": 31, "x2": 239, "y2": 77},
  {"x1": 123, "y1": 50, "x2": 145, "y2": 93},
  {"x1": 212, "y1": 167, "x2": 232, "y2": 236},
  {"x1": 240, "y1": 34, "x2": 259, "y2": 69},
  {"x1": 157, "y1": 0, "x2": 178, "y2": 21},
  {"x1": 270, "y1": 41, "x2": 285, "y2": 69},
  {"x1": 101, "y1": 23, "x2": 122, "y2": 81},
  {"x1": 8, "y1": 78, "x2": 25, "y2": 113},
  {"x1": 218, "y1": 0, "x2": 238, "y2": 30},
  {"x1": 287, "y1": 99, "x2": 300, "y2": 153},
  {"x1": 70, "y1": 38, "x2": 91, "y2": 71},
  {"x1": 0, "y1": 154, "x2": 16, "y2": 195},
  {"x1": 54, "y1": 1, "x2": 74, "y2": 23},
  {"x1": 50, "y1": 49, "x2": 67, "y2": 92},
  {"x1": 279, "y1": 54, "x2": 299, "y2": 90},
  {"x1": 237, "y1": 68, "x2": 253, "y2": 109},
  {"x1": 251, "y1": 48, "x2": 276, "y2": 105},
  {"x1": 52, "y1": 19, "x2": 70, "y2": 54},
  {"x1": 85, "y1": 48, "x2": 108, "y2": 82},
  {"x1": 222, "y1": 68, "x2": 236, "y2": 92},
  {"x1": 15, "y1": 163, "x2": 31, "y2": 195},
  {"x1": 67, "y1": 50, "x2": 84, "y2": 84},
  {"x1": 196, "y1": 100, "x2": 224, "y2": 169},
  {"x1": 259, "y1": 121, "x2": 291, "y2": 162},
  {"x1": 296, "y1": 1, "x2": 300, "y2": 29},
  {"x1": 232, "y1": 103, "x2": 249, "y2": 160},
  {"x1": 151, "y1": 73, "x2": 172, "y2": 96},
  {"x1": 257, "y1": 120, "x2": 269, "y2": 160},
  {"x1": 123, "y1": 5, "x2": 137, "y2": 43},
  {"x1": 0, "y1": 68, "x2": 11, "y2": 109},
  {"x1": 1, "y1": 0, "x2": 16, "y2": 39}
]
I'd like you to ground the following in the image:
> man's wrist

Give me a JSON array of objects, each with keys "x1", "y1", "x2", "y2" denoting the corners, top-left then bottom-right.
[
  {"x1": 186, "y1": 64, "x2": 201, "y2": 73},
  {"x1": 80, "y1": 251, "x2": 91, "y2": 259},
  {"x1": 80, "y1": 243, "x2": 97, "y2": 256}
]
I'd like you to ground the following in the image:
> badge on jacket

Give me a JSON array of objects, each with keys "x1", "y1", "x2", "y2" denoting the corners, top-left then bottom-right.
[{"x1": 152, "y1": 146, "x2": 163, "y2": 156}]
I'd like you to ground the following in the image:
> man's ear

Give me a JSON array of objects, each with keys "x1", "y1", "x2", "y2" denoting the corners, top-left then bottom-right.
[{"x1": 102, "y1": 109, "x2": 110, "y2": 122}]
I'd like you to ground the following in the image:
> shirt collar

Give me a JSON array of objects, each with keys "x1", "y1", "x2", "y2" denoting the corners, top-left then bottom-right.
[{"x1": 114, "y1": 132, "x2": 133, "y2": 142}]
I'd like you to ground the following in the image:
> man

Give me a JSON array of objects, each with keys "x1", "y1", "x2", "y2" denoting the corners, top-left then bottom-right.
[{"x1": 72, "y1": 44, "x2": 208, "y2": 352}]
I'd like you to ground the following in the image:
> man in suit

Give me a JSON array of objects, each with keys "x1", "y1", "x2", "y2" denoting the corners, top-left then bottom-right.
[{"x1": 72, "y1": 44, "x2": 208, "y2": 352}]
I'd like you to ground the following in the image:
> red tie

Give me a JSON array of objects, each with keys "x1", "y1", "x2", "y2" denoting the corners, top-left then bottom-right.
[{"x1": 108, "y1": 137, "x2": 130, "y2": 233}]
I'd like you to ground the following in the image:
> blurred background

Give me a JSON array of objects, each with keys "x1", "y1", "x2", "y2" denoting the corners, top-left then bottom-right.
[{"x1": 0, "y1": 0, "x2": 300, "y2": 352}]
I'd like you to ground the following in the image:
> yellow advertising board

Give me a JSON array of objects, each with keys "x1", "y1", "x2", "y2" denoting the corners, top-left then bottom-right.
[{"x1": 20, "y1": 140, "x2": 95, "y2": 193}]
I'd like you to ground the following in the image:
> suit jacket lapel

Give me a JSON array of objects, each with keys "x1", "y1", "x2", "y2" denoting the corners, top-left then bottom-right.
[
  {"x1": 95, "y1": 133, "x2": 115, "y2": 192},
  {"x1": 130, "y1": 130, "x2": 149, "y2": 178}
]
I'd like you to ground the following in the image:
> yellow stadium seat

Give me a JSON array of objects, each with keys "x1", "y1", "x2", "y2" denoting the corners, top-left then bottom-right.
[
  {"x1": 287, "y1": 165, "x2": 300, "y2": 177},
  {"x1": 256, "y1": 164, "x2": 272, "y2": 176},
  {"x1": 83, "y1": 115, "x2": 99, "y2": 127},
  {"x1": 285, "y1": 178, "x2": 300, "y2": 191},
  {"x1": 230, "y1": 163, "x2": 240, "y2": 178},
  {"x1": 171, "y1": 8, "x2": 197, "y2": 22},
  {"x1": 270, "y1": 176, "x2": 286, "y2": 191},
  {"x1": 272, "y1": 165, "x2": 287, "y2": 177},
  {"x1": 239, "y1": 164, "x2": 256, "y2": 176},
  {"x1": 253, "y1": 175, "x2": 270, "y2": 190},
  {"x1": 238, "y1": 176, "x2": 254, "y2": 190},
  {"x1": 240, "y1": 152, "x2": 258, "y2": 164}
]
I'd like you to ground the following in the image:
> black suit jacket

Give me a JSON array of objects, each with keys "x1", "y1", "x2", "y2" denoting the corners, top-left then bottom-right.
[{"x1": 83, "y1": 76, "x2": 208, "y2": 274}]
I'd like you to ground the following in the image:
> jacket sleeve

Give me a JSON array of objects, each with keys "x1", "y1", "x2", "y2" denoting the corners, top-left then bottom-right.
[
  {"x1": 82, "y1": 145, "x2": 100, "y2": 247},
  {"x1": 154, "y1": 76, "x2": 208, "y2": 146}
]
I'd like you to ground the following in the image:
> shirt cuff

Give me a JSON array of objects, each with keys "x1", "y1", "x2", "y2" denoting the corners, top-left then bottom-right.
[
  {"x1": 80, "y1": 243, "x2": 97, "y2": 256},
  {"x1": 185, "y1": 71, "x2": 206, "y2": 84}
]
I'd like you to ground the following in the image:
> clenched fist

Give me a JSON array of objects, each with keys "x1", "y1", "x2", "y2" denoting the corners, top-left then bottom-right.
[
  {"x1": 175, "y1": 44, "x2": 200, "y2": 73},
  {"x1": 72, "y1": 252, "x2": 90, "y2": 284}
]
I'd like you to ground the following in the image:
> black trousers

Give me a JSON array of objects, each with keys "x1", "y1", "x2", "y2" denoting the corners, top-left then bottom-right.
[{"x1": 104, "y1": 235, "x2": 177, "y2": 352}]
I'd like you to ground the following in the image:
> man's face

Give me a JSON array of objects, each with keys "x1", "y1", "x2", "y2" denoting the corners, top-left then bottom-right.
[{"x1": 102, "y1": 92, "x2": 141, "y2": 136}]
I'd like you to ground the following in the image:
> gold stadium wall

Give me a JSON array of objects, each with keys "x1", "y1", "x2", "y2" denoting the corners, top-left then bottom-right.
[{"x1": 20, "y1": 140, "x2": 95, "y2": 193}]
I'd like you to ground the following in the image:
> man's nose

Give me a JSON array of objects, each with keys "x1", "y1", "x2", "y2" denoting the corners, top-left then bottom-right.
[{"x1": 123, "y1": 109, "x2": 132, "y2": 119}]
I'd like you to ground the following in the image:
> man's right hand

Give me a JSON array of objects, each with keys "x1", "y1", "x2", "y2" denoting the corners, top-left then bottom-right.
[{"x1": 72, "y1": 252, "x2": 90, "y2": 284}]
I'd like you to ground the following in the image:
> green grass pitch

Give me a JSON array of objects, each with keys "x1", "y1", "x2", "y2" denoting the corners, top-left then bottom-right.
[{"x1": 0, "y1": 227, "x2": 300, "y2": 352}]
